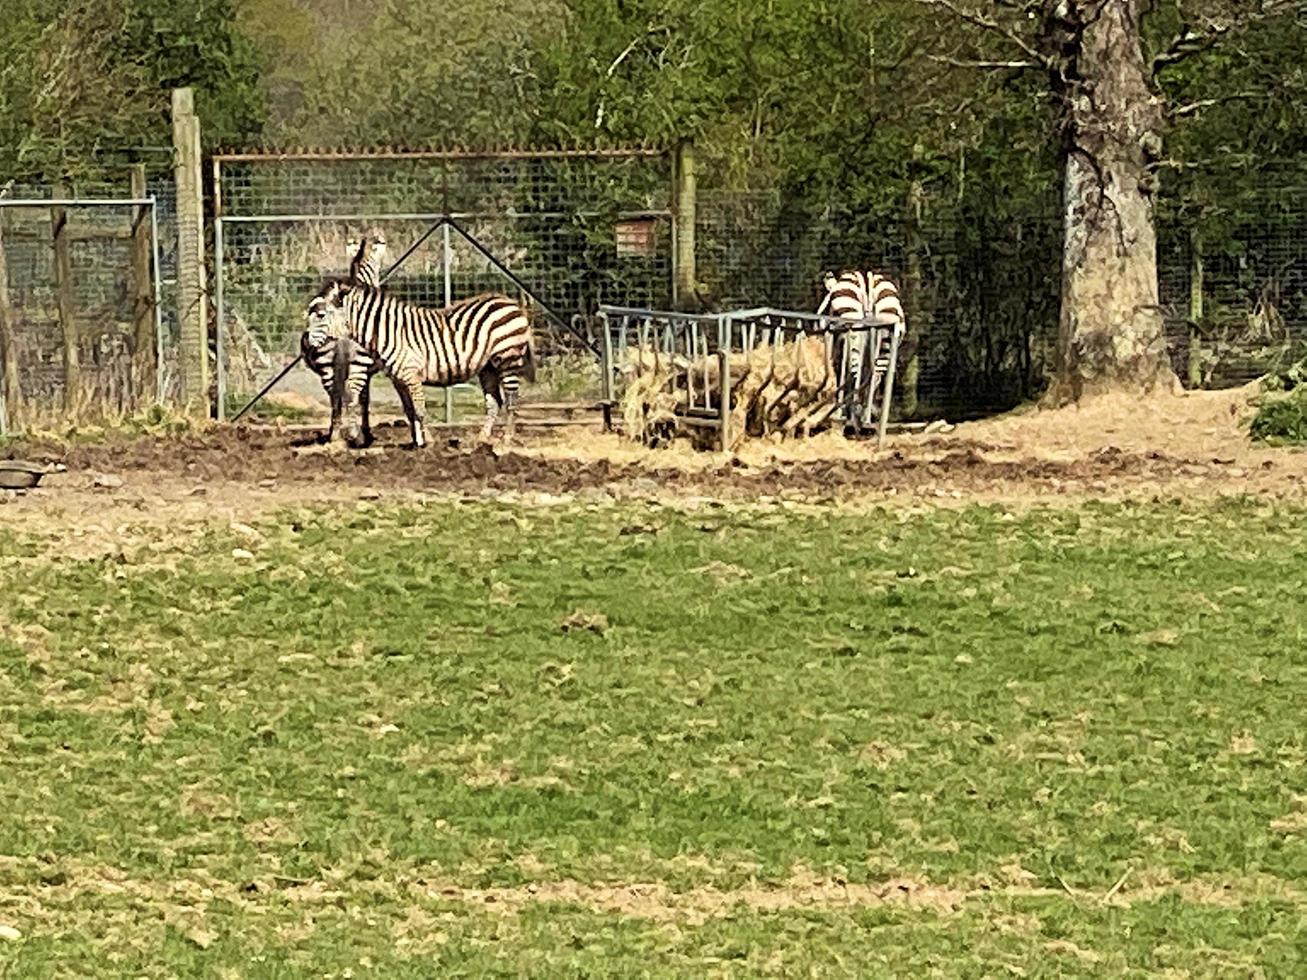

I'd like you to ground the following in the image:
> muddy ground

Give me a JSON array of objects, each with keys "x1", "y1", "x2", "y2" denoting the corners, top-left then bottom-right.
[{"x1": 3, "y1": 386, "x2": 1305, "y2": 535}]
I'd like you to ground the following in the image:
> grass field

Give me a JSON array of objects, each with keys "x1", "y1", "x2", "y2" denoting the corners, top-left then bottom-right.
[{"x1": 2, "y1": 495, "x2": 1306, "y2": 976}]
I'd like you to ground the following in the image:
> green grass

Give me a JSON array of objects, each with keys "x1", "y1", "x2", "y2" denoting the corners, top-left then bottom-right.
[{"x1": 2, "y1": 498, "x2": 1306, "y2": 975}]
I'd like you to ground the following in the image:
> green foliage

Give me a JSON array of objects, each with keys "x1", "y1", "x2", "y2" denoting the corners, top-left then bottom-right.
[
  {"x1": 2, "y1": 498, "x2": 1307, "y2": 970},
  {"x1": 1250, "y1": 388, "x2": 1307, "y2": 444},
  {"x1": 0, "y1": 0, "x2": 265, "y2": 181}
]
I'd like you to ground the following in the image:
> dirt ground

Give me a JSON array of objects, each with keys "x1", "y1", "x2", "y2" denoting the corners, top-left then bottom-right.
[{"x1": 3, "y1": 385, "x2": 1304, "y2": 534}]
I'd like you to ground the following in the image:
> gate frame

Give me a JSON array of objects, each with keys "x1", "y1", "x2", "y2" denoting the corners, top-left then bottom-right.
[
  {"x1": 211, "y1": 146, "x2": 675, "y2": 423},
  {"x1": 0, "y1": 196, "x2": 165, "y2": 434}
]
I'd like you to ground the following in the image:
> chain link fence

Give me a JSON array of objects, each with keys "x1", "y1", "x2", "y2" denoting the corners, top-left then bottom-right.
[
  {"x1": 696, "y1": 153, "x2": 1307, "y2": 421},
  {"x1": 213, "y1": 149, "x2": 674, "y2": 420},
  {"x1": 0, "y1": 158, "x2": 179, "y2": 433}
]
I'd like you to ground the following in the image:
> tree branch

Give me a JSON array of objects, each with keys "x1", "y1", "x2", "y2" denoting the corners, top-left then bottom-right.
[
  {"x1": 1153, "y1": 0, "x2": 1306, "y2": 74},
  {"x1": 1169, "y1": 90, "x2": 1262, "y2": 118},
  {"x1": 927, "y1": 54, "x2": 1040, "y2": 70},
  {"x1": 912, "y1": 0, "x2": 1052, "y2": 68}
]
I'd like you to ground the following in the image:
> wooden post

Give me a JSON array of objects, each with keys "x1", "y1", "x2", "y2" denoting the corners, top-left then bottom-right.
[
  {"x1": 673, "y1": 140, "x2": 697, "y2": 311},
  {"x1": 51, "y1": 183, "x2": 80, "y2": 416},
  {"x1": 172, "y1": 87, "x2": 208, "y2": 416},
  {"x1": 0, "y1": 216, "x2": 19, "y2": 432},
  {"x1": 1188, "y1": 228, "x2": 1203, "y2": 389},
  {"x1": 129, "y1": 164, "x2": 156, "y2": 407}
]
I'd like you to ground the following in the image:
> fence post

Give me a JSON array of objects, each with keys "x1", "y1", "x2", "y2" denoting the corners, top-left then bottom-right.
[
  {"x1": 673, "y1": 140, "x2": 697, "y2": 310},
  {"x1": 129, "y1": 164, "x2": 157, "y2": 407},
  {"x1": 443, "y1": 221, "x2": 454, "y2": 424},
  {"x1": 0, "y1": 217, "x2": 17, "y2": 433},
  {"x1": 172, "y1": 87, "x2": 209, "y2": 417},
  {"x1": 51, "y1": 183, "x2": 80, "y2": 416},
  {"x1": 901, "y1": 146, "x2": 925, "y2": 417},
  {"x1": 1188, "y1": 228, "x2": 1204, "y2": 389}
]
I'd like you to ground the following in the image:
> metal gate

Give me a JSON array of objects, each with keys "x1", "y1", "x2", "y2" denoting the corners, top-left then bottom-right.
[
  {"x1": 212, "y1": 147, "x2": 675, "y2": 422},
  {"x1": 0, "y1": 193, "x2": 166, "y2": 433}
]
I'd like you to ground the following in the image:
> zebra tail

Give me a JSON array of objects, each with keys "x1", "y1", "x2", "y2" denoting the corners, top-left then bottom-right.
[{"x1": 523, "y1": 338, "x2": 537, "y2": 383}]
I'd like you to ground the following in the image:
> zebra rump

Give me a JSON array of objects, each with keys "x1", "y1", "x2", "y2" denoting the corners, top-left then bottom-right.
[{"x1": 819, "y1": 269, "x2": 905, "y2": 429}]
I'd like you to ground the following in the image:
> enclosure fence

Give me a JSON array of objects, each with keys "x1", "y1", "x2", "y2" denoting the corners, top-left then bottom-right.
[
  {"x1": 694, "y1": 151, "x2": 1307, "y2": 420},
  {"x1": 0, "y1": 170, "x2": 178, "y2": 434},
  {"x1": 212, "y1": 147, "x2": 678, "y2": 422}
]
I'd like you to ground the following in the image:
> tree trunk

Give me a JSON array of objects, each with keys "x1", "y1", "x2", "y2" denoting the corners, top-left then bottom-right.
[{"x1": 1046, "y1": 0, "x2": 1178, "y2": 402}]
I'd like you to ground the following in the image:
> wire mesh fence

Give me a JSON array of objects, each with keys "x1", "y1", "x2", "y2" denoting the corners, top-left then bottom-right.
[
  {"x1": 0, "y1": 164, "x2": 177, "y2": 433},
  {"x1": 213, "y1": 150, "x2": 674, "y2": 420},
  {"x1": 695, "y1": 152, "x2": 1307, "y2": 421}
]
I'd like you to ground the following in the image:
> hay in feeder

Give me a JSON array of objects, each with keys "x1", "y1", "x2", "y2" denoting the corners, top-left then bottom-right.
[{"x1": 619, "y1": 336, "x2": 841, "y2": 450}]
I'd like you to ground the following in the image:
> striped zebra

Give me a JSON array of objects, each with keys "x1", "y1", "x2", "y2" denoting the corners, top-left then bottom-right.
[
  {"x1": 301, "y1": 234, "x2": 387, "y2": 445},
  {"x1": 306, "y1": 277, "x2": 536, "y2": 449},
  {"x1": 820, "y1": 269, "x2": 905, "y2": 431}
]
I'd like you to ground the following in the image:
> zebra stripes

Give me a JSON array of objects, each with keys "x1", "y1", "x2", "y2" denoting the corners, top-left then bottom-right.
[
  {"x1": 820, "y1": 269, "x2": 906, "y2": 430},
  {"x1": 301, "y1": 235, "x2": 387, "y2": 445},
  {"x1": 307, "y1": 272, "x2": 536, "y2": 449}
]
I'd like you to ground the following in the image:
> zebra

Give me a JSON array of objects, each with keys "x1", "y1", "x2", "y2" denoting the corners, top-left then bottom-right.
[
  {"x1": 306, "y1": 277, "x2": 536, "y2": 449},
  {"x1": 819, "y1": 269, "x2": 905, "y2": 431},
  {"x1": 300, "y1": 234, "x2": 387, "y2": 445}
]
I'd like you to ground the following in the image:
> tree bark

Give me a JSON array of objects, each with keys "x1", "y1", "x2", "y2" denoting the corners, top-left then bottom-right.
[{"x1": 1045, "y1": 0, "x2": 1178, "y2": 402}]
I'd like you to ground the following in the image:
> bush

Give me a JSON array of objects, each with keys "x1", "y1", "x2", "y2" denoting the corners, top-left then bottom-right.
[{"x1": 1250, "y1": 388, "x2": 1307, "y2": 444}]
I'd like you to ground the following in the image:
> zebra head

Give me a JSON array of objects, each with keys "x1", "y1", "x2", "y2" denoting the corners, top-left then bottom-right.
[
  {"x1": 305, "y1": 280, "x2": 350, "y2": 349},
  {"x1": 347, "y1": 231, "x2": 388, "y2": 287}
]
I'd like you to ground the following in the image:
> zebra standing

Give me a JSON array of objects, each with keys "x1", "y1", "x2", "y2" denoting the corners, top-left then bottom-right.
[
  {"x1": 820, "y1": 269, "x2": 905, "y2": 431},
  {"x1": 306, "y1": 276, "x2": 536, "y2": 449},
  {"x1": 301, "y1": 234, "x2": 387, "y2": 445}
]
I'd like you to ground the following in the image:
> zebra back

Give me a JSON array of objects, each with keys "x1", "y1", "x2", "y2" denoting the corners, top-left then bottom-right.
[{"x1": 343, "y1": 286, "x2": 534, "y2": 387}]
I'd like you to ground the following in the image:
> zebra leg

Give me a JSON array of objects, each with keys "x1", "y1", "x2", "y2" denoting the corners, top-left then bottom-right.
[
  {"x1": 478, "y1": 366, "x2": 503, "y2": 442},
  {"x1": 502, "y1": 372, "x2": 520, "y2": 445},
  {"x1": 335, "y1": 340, "x2": 368, "y2": 448},
  {"x1": 394, "y1": 376, "x2": 427, "y2": 449},
  {"x1": 355, "y1": 368, "x2": 374, "y2": 448}
]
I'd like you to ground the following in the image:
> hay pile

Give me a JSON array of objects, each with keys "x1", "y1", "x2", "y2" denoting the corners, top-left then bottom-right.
[{"x1": 620, "y1": 337, "x2": 841, "y2": 450}]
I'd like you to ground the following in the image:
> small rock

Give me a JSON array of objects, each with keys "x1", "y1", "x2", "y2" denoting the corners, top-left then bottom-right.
[
  {"x1": 0, "y1": 924, "x2": 21, "y2": 941},
  {"x1": 230, "y1": 522, "x2": 261, "y2": 541},
  {"x1": 232, "y1": 548, "x2": 255, "y2": 561},
  {"x1": 189, "y1": 486, "x2": 207, "y2": 497},
  {"x1": 359, "y1": 488, "x2": 382, "y2": 501},
  {"x1": 259, "y1": 478, "x2": 277, "y2": 489},
  {"x1": 93, "y1": 474, "x2": 124, "y2": 489}
]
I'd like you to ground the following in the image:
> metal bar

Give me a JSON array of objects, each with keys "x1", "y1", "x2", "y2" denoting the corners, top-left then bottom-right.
[
  {"x1": 442, "y1": 221, "x2": 453, "y2": 424},
  {"x1": 219, "y1": 209, "x2": 672, "y2": 225},
  {"x1": 149, "y1": 198, "x2": 165, "y2": 405},
  {"x1": 877, "y1": 328, "x2": 903, "y2": 450},
  {"x1": 598, "y1": 312, "x2": 614, "y2": 410},
  {"x1": 717, "y1": 314, "x2": 731, "y2": 451},
  {"x1": 447, "y1": 218, "x2": 597, "y2": 356},
  {"x1": 0, "y1": 198, "x2": 157, "y2": 208},
  {"x1": 214, "y1": 217, "x2": 226, "y2": 421},
  {"x1": 212, "y1": 147, "x2": 666, "y2": 163},
  {"x1": 231, "y1": 355, "x2": 304, "y2": 423}
]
